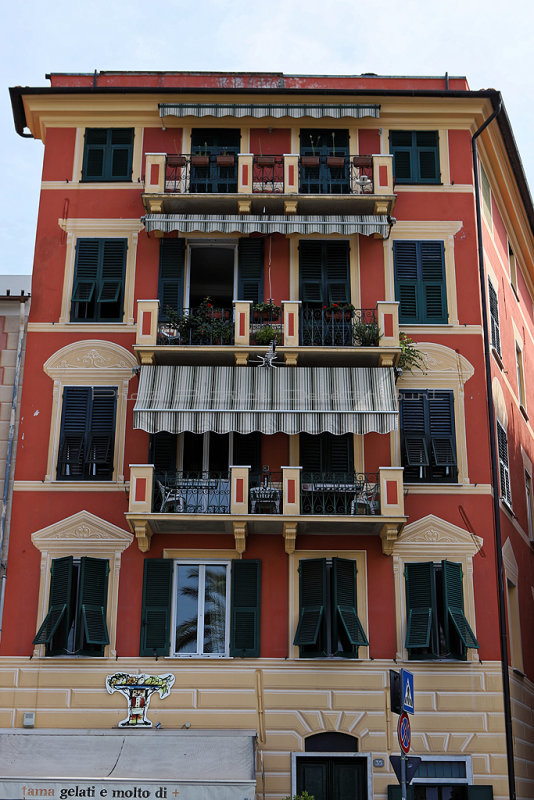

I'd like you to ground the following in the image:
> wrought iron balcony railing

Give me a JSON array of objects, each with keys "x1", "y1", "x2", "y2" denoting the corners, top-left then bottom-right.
[
  {"x1": 154, "y1": 471, "x2": 231, "y2": 514},
  {"x1": 158, "y1": 305, "x2": 234, "y2": 346},
  {"x1": 300, "y1": 471, "x2": 379, "y2": 516},
  {"x1": 159, "y1": 154, "x2": 376, "y2": 196},
  {"x1": 249, "y1": 471, "x2": 283, "y2": 514},
  {"x1": 300, "y1": 307, "x2": 378, "y2": 347}
]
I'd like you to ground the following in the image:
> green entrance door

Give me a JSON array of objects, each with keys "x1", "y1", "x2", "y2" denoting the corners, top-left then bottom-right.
[{"x1": 297, "y1": 757, "x2": 368, "y2": 800}]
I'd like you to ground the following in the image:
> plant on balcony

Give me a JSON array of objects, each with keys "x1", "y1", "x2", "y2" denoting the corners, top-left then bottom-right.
[
  {"x1": 352, "y1": 319, "x2": 381, "y2": 347},
  {"x1": 323, "y1": 301, "x2": 355, "y2": 321},
  {"x1": 254, "y1": 325, "x2": 283, "y2": 346},
  {"x1": 397, "y1": 332, "x2": 426, "y2": 374},
  {"x1": 256, "y1": 155, "x2": 276, "y2": 166},
  {"x1": 164, "y1": 298, "x2": 233, "y2": 344},
  {"x1": 253, "y1": 300, "x2": 282, "y2": 321},
  {"x1": 216, "y1": 152, "x2": 235, "y2": 167},
  {"x1": 167, "y1": 155, "x2": 186, "y2": 167}
]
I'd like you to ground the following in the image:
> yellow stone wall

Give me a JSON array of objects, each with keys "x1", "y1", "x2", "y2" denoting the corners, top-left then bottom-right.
[
  {"x1": 510, "y1": 669, "x2": 534, "y2": 799},
  {"x1": 0, "y1": 657, "x2": 508, "y2": 799}
]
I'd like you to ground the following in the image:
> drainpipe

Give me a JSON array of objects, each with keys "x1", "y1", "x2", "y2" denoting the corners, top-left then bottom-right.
[
  {"x1": 0, "y1": 299, "x2": 27, "y2": 644},
  {"x1": 472, "y1": 99, "x2": 516, "y2": 800}
]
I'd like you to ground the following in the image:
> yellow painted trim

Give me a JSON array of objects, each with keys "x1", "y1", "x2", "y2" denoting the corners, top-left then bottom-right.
[
  {"x1": 14, "y1": 481, "x2": 129, "y2": 492},
  {"x1": 394, "y1": 185, "x2": 474, "y2": 194},
  {"x1": 288, "y1": 548, "x2": 368, "y2": 661},
  {"x1": 401, "y1": 325, "x2": 483, "y2": 335},
  {"x1": 58, "y1": 218, "x2": 143, "y2": 326},
  {"x1": 31, "y1": 510, "x2": 133, "y2": 659},
  {"x1": 27, "y1": 323, "x2": 137, "y2": 333},
  {"x1": 404, "y1": 483, "x2": 492, "y2": 495},
  {"x1": 42, "y1": 182, "x2": 143, "y2": 191}
]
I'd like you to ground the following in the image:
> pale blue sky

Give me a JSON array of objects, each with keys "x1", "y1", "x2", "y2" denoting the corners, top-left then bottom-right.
[{"x1": 2, "y1": 0, "x2": 534, "y2": 276}]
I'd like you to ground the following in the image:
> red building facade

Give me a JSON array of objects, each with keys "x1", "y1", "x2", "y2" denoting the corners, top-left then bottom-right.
[{"x1": 2, "y1": 72, "x2": 534, "y2": 800}]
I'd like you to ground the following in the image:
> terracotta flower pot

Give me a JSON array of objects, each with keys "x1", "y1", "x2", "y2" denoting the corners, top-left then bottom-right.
[
  {"x1": 353, "y1": 155, "x2": 373, "y2": 168},
  {"x1": 327, "y1": 156, "x2": 345, "y2": 167},
  {"x1": 167, "y1": 155, "x2": 186, "y2": 167},
  {"x1": 301, "y1": 156, "x2": 320, "y2": 167},
  {"x1": 256, "y1": 155, "x2": 276, "y2": 166},
  {"x1": 191, "y1": 155, "x2": 210, "y2": 167},
  {"x1": 216, "y1": 155, "x2": 235, "y2": 167}
]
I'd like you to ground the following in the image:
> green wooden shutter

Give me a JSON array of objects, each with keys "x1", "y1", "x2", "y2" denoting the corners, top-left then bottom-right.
[
  {"x1": 230, "y1": 559, "x2": 261, "y2": 657},
  {"x1": 400, "y1": 391, "x2": 429, "y2": 479},
  {"x1": 33, "y1": 556, "x2": 73, "y2": 647},
  {"x1": 82, "y1": 129, "x2": 107, "y2": 180},
  {"x1": 57, "y1": 387, "x2": 91, "y2": 479},
  {"x1": 300, "y1": 432, "x2": 322, "y2": 475},
  {"x1": 326, "y1": 434, "x2": 353, "y2": 475},
  {"x1": 390, "y1": 131, "x2": 414, "y2": 182},
  {"x1": 325, "y1": 242, "x2": 350, "y2": 304},
  {"x1": 87, "y1": 387, "x2": 116, "y2": 479},
  {"x1": 238, "y1": 239, "x2": 264, "y2": 303},
  {"x1": 297, "y1": 759, "x2": 328, "y2": 800},
  {"x1": 420, "y1": 241, "x2": 446, "y2": 322},
  {"x1": 78, "y1": 557, "x2": 110, "y2": 647},
  {"x1": 294, "y1": 559, "x2": 327, "y2": 654},
  {"x1": 233, "y1": 432, "x2": 262, "y2": 475},
  {"x1": 332, "y1": 557, "x2": 368, "y2": 655},
  {"x1": 497, "y1": 422, "x2": 512, "y2": 504},
  {"x1": 299, "y1": 241, "x2": 323, "y2": 303},
  {"x1": 442, "y1": 560, "x2": 479, "y2": 649},
  {"x1": 488, "y1": 280, "x2": 501, "y2": 354},
  {"x1": 394, "y1": 241, "x2": 419, "y2": 323},
  {"x1": 158, "y1": 239, "x2": 185, "y2": 320},
  {"x1": 428, "y1": 391, "x2": 456, "y2": 479},
  {"x1": 97, "y1": 239, "x2": 126, "y2": 320},
  {"x1": 404, "y1": 561, "x2": 435, "y2": 653},
  {"x1": 71, "y1": 239, "x2": 99, "y2": 319},
  {"x1": 416, "y1": 132, "x2": 439, "y2": 182},
  {"x1": 150, "y1": 432, "x2": 177, "y2": 474},
  {"x1": 140, "y1": 559, "x2": 173, "y2": 656},
  {"x1": 109, "y1": 129, "x2": 134, "y2": 179}
]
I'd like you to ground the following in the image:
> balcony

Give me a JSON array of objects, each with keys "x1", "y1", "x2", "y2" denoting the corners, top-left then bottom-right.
[
  {"x1": 134, "y1": 300, "x2": 400, "y2": 367},
  {"x1": 126, "y1": 464, "x2": 405, "y2": 555},
  {"x1": 142, "y1": 153, "x2": 396, "y2": 216}
]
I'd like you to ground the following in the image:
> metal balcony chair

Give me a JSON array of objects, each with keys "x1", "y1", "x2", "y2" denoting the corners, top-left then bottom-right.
[{"x1": 156, "y1": 480, "x2": 186, "y2": 513}]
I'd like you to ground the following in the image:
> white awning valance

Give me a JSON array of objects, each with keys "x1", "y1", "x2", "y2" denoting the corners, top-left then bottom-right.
[
  {"x1": 133, "y1": 365, "x2": 398, "y2": 435},
  {"x1": 142, "y1": 214, "x2": 392, "y2": 238},
  {"x1": 159, "y1": 103, "x2": 380, "y2": 120}
]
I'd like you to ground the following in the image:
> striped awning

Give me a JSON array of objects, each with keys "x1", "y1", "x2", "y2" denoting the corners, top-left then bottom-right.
[
  {"x1": 142, "y1": 214, "x2": 391, "y2": 237},
  {"x1": 159, "y1": 103, "x2": 380, "y2": 120},
  {"x1": 134, "y1": 365, "x2": 398, "y2": 435}
]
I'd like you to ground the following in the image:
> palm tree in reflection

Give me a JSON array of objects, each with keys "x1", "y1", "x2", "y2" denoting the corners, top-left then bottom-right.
[{"x1": 175, "y1": 566, "x2": 227, "y2": 653}]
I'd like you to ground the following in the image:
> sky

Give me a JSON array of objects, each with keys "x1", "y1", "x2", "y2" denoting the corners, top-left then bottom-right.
[{"x1": 2, "y1": 0, "x2": 534, "y2": 277}]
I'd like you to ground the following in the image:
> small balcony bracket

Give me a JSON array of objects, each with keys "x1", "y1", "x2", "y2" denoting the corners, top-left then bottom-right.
[
  {"x1": 233, "y1": 521, "x2": 248, "y2": 554},
  {"x1": 380, "y1": 523, "x2": 400, "y2": 556},
  {"x1": 133, "y1": 520, "x2": 153, "y2": 553},
  {"x1": 283, "y1": 522, "x2": 298, "y2": 555}
]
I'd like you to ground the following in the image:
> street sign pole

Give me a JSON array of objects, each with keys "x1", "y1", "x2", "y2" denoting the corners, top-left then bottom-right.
[{"x1": 401, "y1": 751, "x2": 407, "y2": 800}]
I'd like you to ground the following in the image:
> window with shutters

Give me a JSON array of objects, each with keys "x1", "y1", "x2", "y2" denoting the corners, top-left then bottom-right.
[
  {"x1": 394, "y1": 241, "x2": 447, "y2": 324},
  {"x1": 140, "y1": 558, "x2": 261, "y2": 658},
  {"x1": 57, "y1": 387, "x2": 117, "y2": 480},
  {"x1": 497, "y1": 421, "x2": 512, "y2": 507},
  {"x1": 33, "y1": 556, "x2": 110, "y2": 657},
  {"x1": 299, "y1": 240, "x2": 350, "y2": 307},
  {"x1": 404, "y1": 560, "x2": 479, "y2": 660},
  {"x1": 400, "y1": 390, "x2": 457, "y2": 483},
  {"x1": 389, "y1": 131, "x2": 440, "y2": 184},
  {"x1": 82, "y1": 128, "x2": 134, "y2": 182},
  {"x1": 71, "y1": 238, "x2": 127, "y2": 322},
  {"x1": 488, "y1": 280, "x2": 501, "y2": 356},
  {"x1": 294, "y1": 558, "x2": 368, "y2": 658}
]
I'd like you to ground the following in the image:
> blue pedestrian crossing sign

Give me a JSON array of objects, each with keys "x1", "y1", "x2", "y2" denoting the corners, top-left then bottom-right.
[{"x1": 401, "y1": 669, "x2": 414, "y2": 714}]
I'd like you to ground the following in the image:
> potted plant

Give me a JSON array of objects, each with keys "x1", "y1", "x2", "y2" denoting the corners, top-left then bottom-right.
[
  {"x1": 167, "y1": 155, "x2": 186, "y2": 167},
  {"x1": 191, "y1": 142, "x2": 210, "y2": 167},
  {"x1": 353, "y1": 154, "x2": 373, "y2": 168},
  {"x1": 324, "y1": 302, "x2": 355, "y2": 321},
  {"x1": 216, "y1": 152, "x2": 235, "y2": 167},
  {"x1": 256, "y1": 155, "x2": 276, "y2": 166},
  {"x1": 396, "y1": 332, "x2": 426, "y2": 376},
  {"x1": 254, "y1": 325, "x2": 283, "y2": 346},
  {"x1": 352, "y1": 319, "x2": 381, "y2": 347},
  {"x1": 326, "y1": 155, "x2": 345, "y2": 167},
  {"x1": 301, "y1": 134, "x2": 319, "y2": 167},
  {"x1": 253, "y1": 300, "x2": 281, "y2": 322}
]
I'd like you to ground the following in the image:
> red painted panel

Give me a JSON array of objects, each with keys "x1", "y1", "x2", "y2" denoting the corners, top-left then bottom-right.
[
  {"x1": 359, "y1": 236, "x2": 385, "y2": 309},
  {"x1": 288, "y1": 312, "x2": 294, "y2": 337},
  {"x1": 142, "y1": 128, "x2": 182, "y2": 179},
  {"x1": 135, "y1": 478, "x2": 146, "y2": 503},
  {"x1": 287, "y1": 479, "x2": 295, "y2": 504},
  {"x1": 288, "y1": 165, "x2": 294, "y2": 185},
  {"x1": 142, "y1": 311, "x2": 152, "y2": 336},
  {"x1": 262, "y1": 433, "x2": 288, "y2": 472},
  {"x1": 236, "y1": 477, "x2": 244, "y2": 504},
  {"x1": 379, "y1": 164, "x2": 388, "y2": 187},
  {"x1": 250, "y1": 128, "x2": 291, "y2": 156},
  {"x1": 150, "y1": 163, "x2": 159, "y2": 185},
  {"x1": 386, "y1": 481, "x2": 398, "y2": 505},
  {"x1": 42, "y1": 128, "x2": 77, "y2": 181},
  {"x1": 383, "y1": 313, "x2": 393, "y2": 338},
  {"x1": 239, "y1": 312, "x2": 245, "y2": 337},
  {"x1": 358, "y1": 129, "x2": 380, "y2": 156},
  {"x1": 242, "y1": 164, "x2": 248, "y2": 186},
  {"x1": 264, "y1": 234, "x2": 289, "y2": 303},
  {"x1": 448, "y1": 130, "x2": 473, "y2": 185}
]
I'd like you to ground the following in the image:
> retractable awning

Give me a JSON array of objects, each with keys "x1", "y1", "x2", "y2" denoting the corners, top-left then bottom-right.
[
  {"x1": 159, "y1": 103, "x2": 380, "y2": 119},
  {"x1": 133, "y1": 366, "x2": 398, "y2": 435},
  {"x1": 0, "y1": 729, "x2": 256, "y2": 800},
  {"x1": 142, "y1": 214, "x2": 392, "y2": 237}
]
